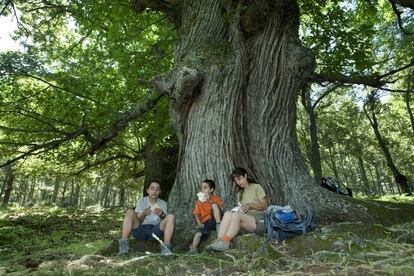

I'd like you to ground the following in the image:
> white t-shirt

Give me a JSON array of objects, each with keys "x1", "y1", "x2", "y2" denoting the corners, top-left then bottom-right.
[{"x1": 135, "y1": 196, "x2": 168, "y2": 225}]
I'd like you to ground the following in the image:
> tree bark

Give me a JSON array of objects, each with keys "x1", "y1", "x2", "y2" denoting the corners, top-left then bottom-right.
[
  {"x1": 2, "y1": 164, "x2": 14, "y2": 205},
  {"x1": 144, "y1": 134, "x2": 178, "y2": 200},
  {"x1": 138, "y1": 0, "x2": 373, "y2": 225}
]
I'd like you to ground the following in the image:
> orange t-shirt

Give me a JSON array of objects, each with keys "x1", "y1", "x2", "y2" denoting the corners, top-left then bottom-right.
[{"x1": 192, "y1": 194, "x2": 223, "y2": 223}]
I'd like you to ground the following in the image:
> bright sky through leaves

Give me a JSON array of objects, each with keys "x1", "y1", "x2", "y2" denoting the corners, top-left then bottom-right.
[{"x1": 0, "y1": 13, "x2": 21, "y2": 52}]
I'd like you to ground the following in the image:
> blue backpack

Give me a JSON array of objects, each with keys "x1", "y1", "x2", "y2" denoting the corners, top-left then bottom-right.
[{"x1": 265, "y1": 206, "x2": 315, "y2": 241}]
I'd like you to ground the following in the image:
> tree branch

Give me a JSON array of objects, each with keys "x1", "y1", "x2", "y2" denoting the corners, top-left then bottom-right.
[
  {"x1": 90, "y1": 94, "x2": 165, "y2": 153},
  {"x1": 131, "y1": 0, "x2": 181, "y2": 26},
  {"x1": 144, "y1": 66, "x2": 205, "y2": 105},
  {"x1": 311, "y1": 84, "x2": 341, "y2": 109},
  {"x1": 75, "y1": 153, "x2": 139, "y2": 175},
  {"x1": 395, "y1": 0, "x2": 414, "y2": 9},
  {"x1": 0, "y1": 0, "x2": 11, "y2": 16},
  {"x1": 389, "y1": 0, "x2": 414, "y2": 35},
  {"x1": 312, "y1": 59, "x2": 414, "y2": 90},
  {"x1": 0, "y1": 127, "x2": 88, "y2": 168}
]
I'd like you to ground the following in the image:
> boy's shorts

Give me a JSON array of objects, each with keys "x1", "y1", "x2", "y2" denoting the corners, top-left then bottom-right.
[
  {"x1": 196, "y1": 217, "x2": 217, "y2": 242},
  {"x1": 132, "y1": 223, "x2": 163, "y2": 240}
]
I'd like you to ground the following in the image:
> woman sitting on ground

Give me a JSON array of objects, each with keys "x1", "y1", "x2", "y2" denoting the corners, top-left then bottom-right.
[{"x1": 207, "y1": 167, "x2": 267, "y2": 252}]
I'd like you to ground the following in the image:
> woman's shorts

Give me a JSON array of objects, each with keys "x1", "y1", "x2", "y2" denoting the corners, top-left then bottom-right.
[
  {"x1": 132, "y1": 223, "x2": 163, "y2": 240},
  {"x1": 239, "y1": 212, "x2": 265, "y2": 235}
]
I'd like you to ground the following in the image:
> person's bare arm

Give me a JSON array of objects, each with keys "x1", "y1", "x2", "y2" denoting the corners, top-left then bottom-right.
[{"x1": 194, "y1": 214, "x2": 203, "y2": 227}]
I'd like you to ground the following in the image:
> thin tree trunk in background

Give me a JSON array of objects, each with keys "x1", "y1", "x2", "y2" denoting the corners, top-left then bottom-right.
[
  {"x1": 364, "y1": 103, "x2": 412, "y2": 195},
  {"x1": 119, "y1": 185, "x2": 125, "y2": 207},
  {"x1": 20, "y1": 180, "x2": 28, "y2": 205},
  {"x1": 328, "y1": 147, "x2": 340, "y2": 180},
  {"x1": 112, "y1": 189, "x2": 116, "y2": 207},
  {"x1": 0, "y1": 172, "x2": 6, "y2": 199},
  {"x1": 72, "y1": 182, "x2": 81, "y2": 206},
  {"x1": 68, "y1": 180, "x2": 74, "y2": 206},
  {"x1": 338, "y1": 153, "x2": 351, "y2": 186},
  {"x1": 357, "y1": 155, "x2": 370, "y2": 193},
  {"x1": 405, "y1": 72, "x2": 414, "y2": 135},
  {"x1": 301, "y1": 87, "x2": 322, "y2": 185},
  {"x1": 374, "y1": 161, "x2": 387, "y2": 194},
  {"x1": 370, "y1": 163, "x2": 383, "y2": 195},
  {"x1": 61, "y1": 181, "x2": 68, "y2": 206},
  {"x1": 95, "y1": 178, "x2": 101, "y2": 205},
  {"x1": 101, "y1": 183, "x2": 109, "y2": 207},
  {"x1": 2, "y1": 164, "x2": 14, "y2": 205},
  {"x1": 52, "y1": 178, "x2": 60, "y2": 205}
]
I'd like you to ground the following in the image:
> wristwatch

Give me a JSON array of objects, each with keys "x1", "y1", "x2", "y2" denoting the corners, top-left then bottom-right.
[{"x1": 159, "y1": 211, "x2": 166, "y2": 219}]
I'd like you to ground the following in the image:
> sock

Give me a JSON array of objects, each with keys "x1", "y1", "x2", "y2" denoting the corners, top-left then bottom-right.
[{"x1": 222, "y1": 234, "x2": 231, "y2": 242}]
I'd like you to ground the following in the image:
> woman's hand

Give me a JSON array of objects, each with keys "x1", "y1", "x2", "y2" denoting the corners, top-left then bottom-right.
[{"x1": 240, "y1": 204, "x2": 250, "y2": 213}]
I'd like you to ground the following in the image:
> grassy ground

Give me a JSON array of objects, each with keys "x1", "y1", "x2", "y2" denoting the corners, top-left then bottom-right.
[{"x1": 1, "y1": 197, "x2": 413, "y2": 275}]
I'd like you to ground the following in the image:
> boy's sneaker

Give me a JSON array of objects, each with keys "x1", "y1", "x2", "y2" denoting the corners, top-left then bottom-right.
[
  {"x1": 207, "y1": 239, "x2": 229, "y2": 252},
  {"x1": 118, "y1": 239, "x2": 129, "y2": 256},
  {"x1": 188, "y1": 246, "x2": 198, "y2": 255},
  {"x1": 160, "y1": 243, "x2": 173, "y2": 256}
]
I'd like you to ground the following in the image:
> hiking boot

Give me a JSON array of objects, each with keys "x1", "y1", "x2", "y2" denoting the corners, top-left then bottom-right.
[
  {"x1": 209, "y1": 239, "x2": 229, "y2": 252},
  {"x1": 160, "y1": 243, "x2": 173, "y2": 256},
  {"x1": 187, "y1": 246, "x2": 198, "y2": 255},
  {"x1": 205, "y1": 239, "x2": 229, "y2": 252},
  {"x1": 118, "y1": 239, "x2": 129, "y2": 256}
]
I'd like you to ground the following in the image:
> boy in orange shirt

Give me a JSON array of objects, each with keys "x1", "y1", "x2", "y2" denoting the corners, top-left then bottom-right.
[{"x1": 188, "y1": 179, "x2": 223, "y2": 254}]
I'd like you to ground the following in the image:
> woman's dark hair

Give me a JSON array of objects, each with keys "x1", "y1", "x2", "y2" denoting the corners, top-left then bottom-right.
[
  {"x1": 230, "y1": 167, "x2": 255, "y2": 191},
  {"x1": 230, "y1": 167, "x2": 255, "y2": 182},
  {"x1": 202, "y1": 179, "x2": 216, "y2": 191}
]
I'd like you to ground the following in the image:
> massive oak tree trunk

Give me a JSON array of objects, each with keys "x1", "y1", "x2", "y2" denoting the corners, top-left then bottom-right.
[{"x1": 134, "y1": 0, "x2": 389, "y2": 226}]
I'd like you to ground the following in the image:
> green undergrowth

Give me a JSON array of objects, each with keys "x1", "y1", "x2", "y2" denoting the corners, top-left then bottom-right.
[{"x1": 1, "y1": 199, "x2": 413, "y2": 275}]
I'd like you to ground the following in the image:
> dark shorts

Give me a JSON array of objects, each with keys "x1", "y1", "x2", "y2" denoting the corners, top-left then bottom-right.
[
  {"x1": 196, "y1": 217, "x2": 217, "y2": 242},
  {"x1": 132, "y1": 223, "x2": 163, "y2": 240}
]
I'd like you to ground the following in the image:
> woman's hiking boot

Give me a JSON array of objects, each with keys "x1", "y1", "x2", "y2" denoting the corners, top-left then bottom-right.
[{"x1": 205, "y1": 239, "x2": 229, "y2": 252}]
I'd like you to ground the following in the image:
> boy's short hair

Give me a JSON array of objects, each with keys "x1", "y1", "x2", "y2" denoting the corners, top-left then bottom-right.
[
  {"x1": 202, "y1": 179, "x2": 216, "y2": 190},
  {"x1": 147, "y1": 180, "x2": 161, "y2": 189}
]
